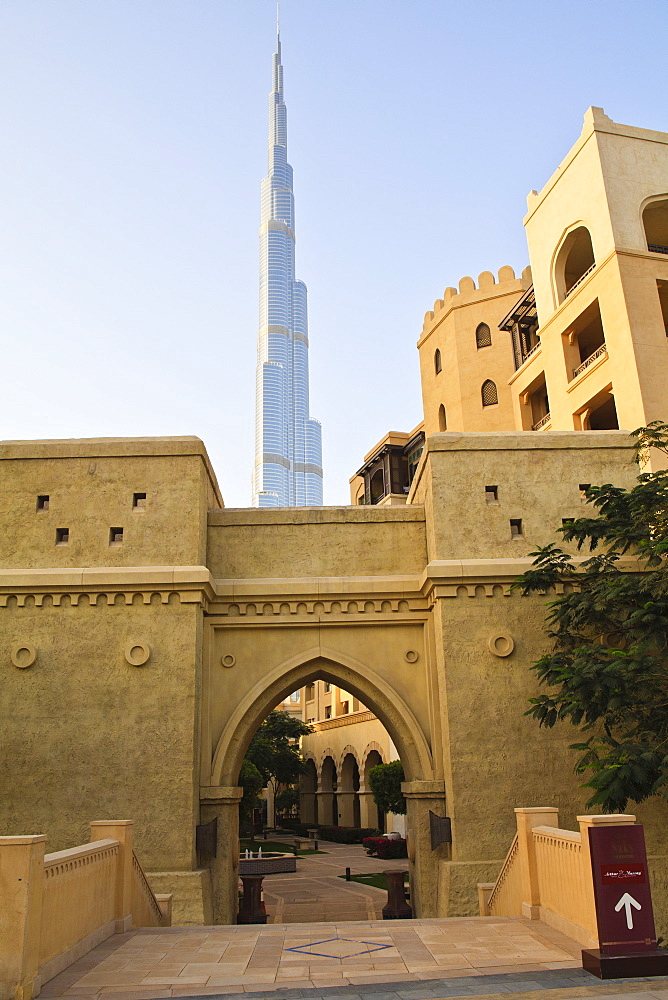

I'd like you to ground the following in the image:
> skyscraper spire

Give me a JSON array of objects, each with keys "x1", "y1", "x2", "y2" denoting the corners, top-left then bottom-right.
[{"x1": 252, "y1": 29, "x2": 323, "y2": 507}]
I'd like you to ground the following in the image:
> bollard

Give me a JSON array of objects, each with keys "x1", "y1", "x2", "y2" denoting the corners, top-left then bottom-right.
[
  {"x1": 346, "y1": 867, "x2": 351, "y2": 881},
  {"x1": 238, "y1": 874, "x2": 267, "y2": 924},
  {"x1": 382, "y1": 870, "x2": 412, "y2": 920}
]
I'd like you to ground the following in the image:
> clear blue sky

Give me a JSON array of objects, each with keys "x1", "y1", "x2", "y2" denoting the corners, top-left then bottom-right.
[{"x1": 1, "y1": 0, "x2": 666, "y2": 506}]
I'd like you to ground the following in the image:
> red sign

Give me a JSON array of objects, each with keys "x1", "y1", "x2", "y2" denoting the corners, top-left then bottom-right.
[{"x1": 589, "y1": 825, "x2": 657, "y2": 955}]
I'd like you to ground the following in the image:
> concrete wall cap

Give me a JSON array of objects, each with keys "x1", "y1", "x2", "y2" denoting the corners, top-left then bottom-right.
[
  {"x1": 514, "y1": 806, "x2": 560, "y2": 814},
  {"x1": 209, "y1": 506, "x2": 426, "y2": 526},
  {"x1": 0, "y1": 834, "x2": 47, "y2": 844},
  {"x1": 577, "y1": 814, "x2": 636, "y2": 824},
  {"x1": 44, "y1": 839, "x2": 119, "y2": 864},
  {"x1": 89, "y1": 820, "x2": 134, "y2": 826},
  {"x1": 426, "y1": 430, "x2": 634, "y2": 452}
]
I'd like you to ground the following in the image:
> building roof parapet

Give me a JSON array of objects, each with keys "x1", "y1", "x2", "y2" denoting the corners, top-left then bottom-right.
[
  {"x1": 524, "y1": 107, "x2": 668, "y2": 224},
  {"x1": 425, "y1": 429, "x2": 634, "y2": 453},
  {"x1": 0, "y1": 435, "x2": 224, "y2": 507},
  {"x1": 208, "y1": 505, "x2": 425, "y2": 525},
  {"x1": 419, "y1": 265, "x2": 532, "y2": 342}
]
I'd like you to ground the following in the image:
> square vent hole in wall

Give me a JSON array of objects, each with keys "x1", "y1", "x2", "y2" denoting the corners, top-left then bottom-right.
[
  {"x1": 36, "y1": 495, "x2": 49, "y2": 511},
  {"x1": 510, "y1": 518, "x2": 523, "y2": 538},
  {"x1": 133, "y1": 492, "x2": 146, "y2": 509},
  {"x1": 579, "y1": 483, "x2": 591, "y2": 501},
  {"x1": 485, "y1": 485, "x2": 498, "y2": 503},
  {"x1": 109, "y1": 527, "x2": 124, "y2": 545},
  {"x1": 55, "y1": 528, "x2": 69, "y2": 545}
]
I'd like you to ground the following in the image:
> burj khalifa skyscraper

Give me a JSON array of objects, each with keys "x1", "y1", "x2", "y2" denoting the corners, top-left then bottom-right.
[{"x1": 252, "y1": 26, "x2": 323, "y2": 507}]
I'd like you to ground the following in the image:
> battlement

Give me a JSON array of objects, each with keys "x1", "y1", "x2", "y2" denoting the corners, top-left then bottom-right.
[{"x1": 421, "y1": 265, "x2": 532, "y2": 335}]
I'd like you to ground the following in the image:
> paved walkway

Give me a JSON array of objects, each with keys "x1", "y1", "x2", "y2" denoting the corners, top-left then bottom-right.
[
  {"x1": 41, "y1": 916, "x2": 585, "y2": 998},
  {"x1": 37, "y1": 840, "x2": 668, "y2": 1000},
  {"x1": 261, "y1": 839, "x2": 409, "y2": 923}
]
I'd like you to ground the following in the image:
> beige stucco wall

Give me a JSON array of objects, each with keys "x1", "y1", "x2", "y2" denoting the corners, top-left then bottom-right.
[
  {"x1": 1, "y1": 596, "x2": 201, "y2": 870},
  {"x1": 414, "y1": 430, "x2": 637, "y2": 561},
  {"x1": 0, "y1": 437, "x2": 222, "y2": 569},
  {"x1": 207, "y1": 505, "x2": 427, "y2": 579},
  {"x1": 2, "y1": 428, "x2": 666, "y2": 928}
]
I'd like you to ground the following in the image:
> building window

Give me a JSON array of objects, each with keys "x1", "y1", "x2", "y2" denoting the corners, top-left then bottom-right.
[
  {"x1": 324, "y1": 682, "x2": 331, "y2": 692},
  {"x1": 481, "y1": 380, "x2": 498, "y2": 406},
  {"x1": 434, "y1": 348, "x2": 442, "y2": 374},
  {"x1": 485, "y1": 486, "x2": 498, "y2": 503},
  {"x1": 476, "y1": 323, "x2": 492, "y2": 348},
  {"x1": 562, "y1": 518, "x2": 575, "y2": 527},
  {"x1": 55, "y1": 528, "x2": 69, "y2": 545},
  {"x1": 438, "y1": 404, "x2": 447, "y2": 431},
  {"x1": 370, "y1": 468, "x2": 385, "y2": 503},
  {"x1": 579, "y1": 483, "x2": 591, "y2": 501},
  {"x1": 510, "y1": 519, "x2": 523, "y2": 538},
  {"x1": 133, "y1": 492, "x2": 147, "y2": 509},
  {"x1": 109, "y1": 527, "x2": 124, "y2": 544},
  {"x1": 36, "y1": 495, "x2": 49, "y2": 511},
  {"x1": 290, "y1": 691, "x2": 300, "y2": 702},
  {"x1": 324, "y1": 706, "x2": 332, "y2": 719}
]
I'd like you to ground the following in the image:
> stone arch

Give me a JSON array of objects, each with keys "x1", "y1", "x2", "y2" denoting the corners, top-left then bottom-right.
[
  {"x1": 211, "y1": 647, "x2": 433, "y2": 787},
  {"x1": 361, "y1": 743, "x2": 385, "y2": 832},
  {"x1": 339, "y1": 749, "x2": 361, "y2": 827},
  {"x1": 299, "y1": 754, "x2": 319, "y2": 825},
  {"x1": 641, "y1": 194, "x2": 668, "y2": 252},
  {"x1": 552, "y1": 223, "x2": 595, "y2": 303},
  {"x1": 339, "y1": 744, "x2": 361, "y2": 772}
]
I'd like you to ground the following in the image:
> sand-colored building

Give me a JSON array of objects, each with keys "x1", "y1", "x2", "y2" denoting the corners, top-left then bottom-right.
[
  {"x1": 2, "y1": 108, "x2": 668, "y2": 936},
  {"x1": 299, "y1": 680, "x2": 406, "y2": 835},
  {"x1": 417, "y1": 107, "x2": 668, "y2": 446}
]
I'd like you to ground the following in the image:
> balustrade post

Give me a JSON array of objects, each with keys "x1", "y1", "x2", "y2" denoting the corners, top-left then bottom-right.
[
  {"x1": 577, "y1": 813, "x2": 636, "y2": 942},
  {"x1": 90, "y1": 820, "x2": 134, "y2": 932},
  {"x1": 0, "y1": 834, "x2": 47, "y2": 1000},
  {"x1": 514, "y1": 807, "x2": 560, "y2": 919}
]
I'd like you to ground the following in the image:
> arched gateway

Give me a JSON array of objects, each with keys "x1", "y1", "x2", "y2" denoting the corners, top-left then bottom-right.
[{"x1": 0, "y1": 431, "x2": 641, "y2": 927}]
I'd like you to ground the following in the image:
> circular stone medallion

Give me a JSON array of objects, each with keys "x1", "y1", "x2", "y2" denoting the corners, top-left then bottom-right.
[{"x1": 125, "y1": 642, "x2": 151, "y2": 667}]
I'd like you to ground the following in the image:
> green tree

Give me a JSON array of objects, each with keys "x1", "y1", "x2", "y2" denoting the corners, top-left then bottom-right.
[
  {"x1": 275, "y1": 787, "x2": 300, "y2": 816},
  {"x1": 515, "y1": 420, "x2": 668, "y2": 812},
  {"x1": 368, "y1": 760, "x2": 406, "y2": 815},
  {"x1": 244, "y1": 710, "x2": 312, "y2": 805},
  {"x1": 238, "y1": 759, "x2": 265, "y2": 827}
]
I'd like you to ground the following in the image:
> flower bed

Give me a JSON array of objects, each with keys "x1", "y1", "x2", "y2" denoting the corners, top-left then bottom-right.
[{"x1": 362, "y1": 836, "x2": 408, "y2": 859}]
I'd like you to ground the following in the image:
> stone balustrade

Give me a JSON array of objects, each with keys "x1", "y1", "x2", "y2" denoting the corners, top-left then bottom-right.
[
  {"x1": 478, "y1": 806, "x2": 636, "y2": 948},
  {"x1": 0, "y1": 819, "x2": 171, "y2": 1000}
]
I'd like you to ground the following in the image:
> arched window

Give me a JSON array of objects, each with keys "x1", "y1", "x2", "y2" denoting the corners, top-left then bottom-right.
[
  {"x1": 434, "y1": 348, "x2": 442, "y2": 374},
  {"x1": 476, "y1": 323, "x2": 492, "y2": 348},
  {"x1": 643, "y1": 198, "x2": 668, "y2": 254},
  {"x1": 438, "y1": 404, "x2": 447, "y2": 431},
  {"x1": 481, "y1": 380, "x2": 498, "y2": 407},
  {"x1": 554, "y1": 226, "x2": 595, "y2": 301},
  {"x1": 370, "y1": 468, "x2": 385, "y2": 503}
]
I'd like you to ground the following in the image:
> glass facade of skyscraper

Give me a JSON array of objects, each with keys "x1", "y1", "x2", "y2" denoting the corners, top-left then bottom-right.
[{"x1": 252, "y1": 34, "x2": 323, "y2": 508}]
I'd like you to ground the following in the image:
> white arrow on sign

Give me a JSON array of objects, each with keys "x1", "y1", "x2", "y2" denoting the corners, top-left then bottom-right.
[{"x1": 615, "y1": 892, "x2": 642, "y2": 929}]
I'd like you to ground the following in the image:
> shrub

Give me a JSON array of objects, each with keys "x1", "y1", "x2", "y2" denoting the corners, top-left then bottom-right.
[
  {"x1": 362, "y1": 836, "x2": 408, "y2": 859},
  {"x1": 316, "y1": 825, "x2": 379, "y2": 844},
  {"x1": 368, "y1": 761, "x2": 406, "y2": 815}
]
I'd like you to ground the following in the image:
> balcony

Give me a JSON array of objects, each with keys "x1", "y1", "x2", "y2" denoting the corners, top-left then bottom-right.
[
  {"x1": 532, "y1": 412, "x2": 551, "y2": 431},
  {"x1": 564, "y1": 262, "x2": 596, "y2": 298},
  {"x1": 572, "y1": 343, "x2": 607, "y2": 379}
]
